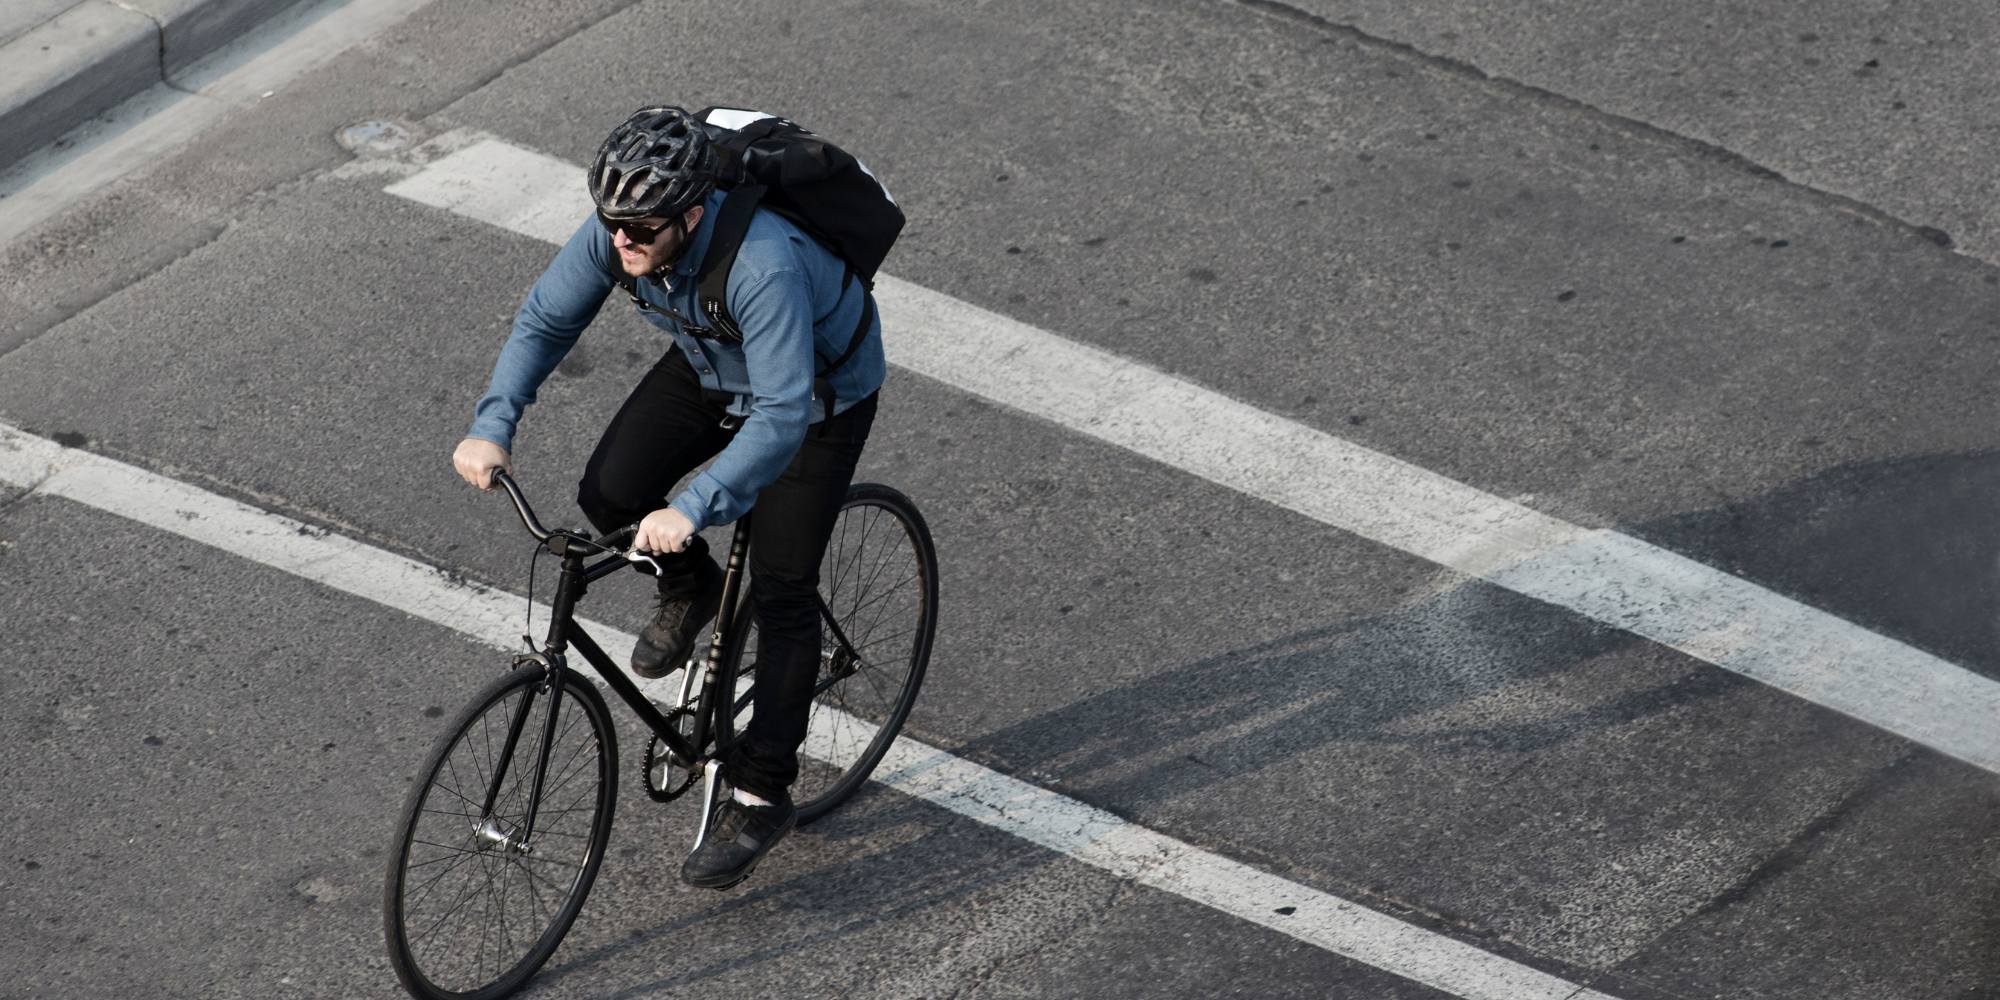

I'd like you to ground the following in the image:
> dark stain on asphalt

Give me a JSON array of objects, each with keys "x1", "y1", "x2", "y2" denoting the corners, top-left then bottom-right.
[
  {"x1": 1186, "y1": 268, "x2": 1218, "y2": 283},
  {"x1": 1556, "y1": 290, "x2": 1577, "y2": 302},
  {"x1": 1916, "y1": 226, "x2": 1954, "y2": 249},
  {"x1": 51, "y1": 431, "x2": 88, "y2": 448}
]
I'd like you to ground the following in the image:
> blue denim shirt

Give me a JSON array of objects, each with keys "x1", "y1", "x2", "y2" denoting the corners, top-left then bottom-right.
[{"x1": 467, "y1": 188, "x2": 886, "y2": 533}]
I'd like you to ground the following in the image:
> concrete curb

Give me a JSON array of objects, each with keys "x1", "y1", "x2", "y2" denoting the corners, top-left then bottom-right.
[{"x1": 0, "y1": 0, "x2": 299, "y2": 171}]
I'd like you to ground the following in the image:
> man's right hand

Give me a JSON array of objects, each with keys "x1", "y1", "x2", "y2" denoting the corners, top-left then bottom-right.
[{"x1": 453, "y1": 438, "x2": 513, "y2": 490}]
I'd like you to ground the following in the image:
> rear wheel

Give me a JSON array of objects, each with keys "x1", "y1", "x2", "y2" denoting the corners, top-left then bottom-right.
[
  {"x1": 720, "y1": 483, "x2": 939, "y2": 822},
  {"x1": 384, "y1": 665, "x2": 616, "y2": 1000}
]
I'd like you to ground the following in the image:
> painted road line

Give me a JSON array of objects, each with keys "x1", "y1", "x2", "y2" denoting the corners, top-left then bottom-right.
[
  {"x1": 0, "y1": 423, "x2": 1613, "y2": 1000},
  {"x1": 876, "y1": 274, "x2": 2000, "y2": 772},
  {"x1": 381, "y1": 137, "x2": 593, "y2": 243},
  {"x1": 0, "y1": 0, "x2": 443, "y2": 247},
  {"x1": 369, "y1": 133, "x2": 2000, "y2": 776}
]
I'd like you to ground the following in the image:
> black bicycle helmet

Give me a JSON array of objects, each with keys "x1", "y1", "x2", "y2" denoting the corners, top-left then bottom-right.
[{"x1": 589, "y1": 106, "x2": 718, "y2": 220}]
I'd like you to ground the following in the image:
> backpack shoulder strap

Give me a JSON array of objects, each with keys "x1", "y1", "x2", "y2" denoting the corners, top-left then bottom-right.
[
  {"x1": 808, "y1": 270, "x2": 875, "y2": 436},
  {"x1": 692, "y1": 183, "x2": 767, "y2": 342},
  {"x1": 819, "y1": 268, "x2": 873, "y2": 376}
]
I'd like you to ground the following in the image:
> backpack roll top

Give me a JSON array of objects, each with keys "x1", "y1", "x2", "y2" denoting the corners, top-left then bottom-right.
[{"x1": 693, "y1": 107, "x2": 904, "y2": 285}]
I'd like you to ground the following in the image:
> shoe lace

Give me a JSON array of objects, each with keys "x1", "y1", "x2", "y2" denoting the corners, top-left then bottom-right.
[{"x1": 709, "y1": 800, "x2": 754, "y2": 841}]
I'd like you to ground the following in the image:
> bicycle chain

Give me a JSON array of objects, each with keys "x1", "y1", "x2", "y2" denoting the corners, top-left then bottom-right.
[{"x1": 640, "y1": 707, "x2": 700, "y2": 803}]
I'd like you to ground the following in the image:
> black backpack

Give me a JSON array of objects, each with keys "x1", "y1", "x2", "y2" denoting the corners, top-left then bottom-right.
[{"x1": 612, "y1": 108, "x2": 905, "y2": 404}]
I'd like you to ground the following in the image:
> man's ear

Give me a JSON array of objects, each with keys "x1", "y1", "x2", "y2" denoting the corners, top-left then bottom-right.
[{"x1": 683, "y1": 204, "x2": 705, "y2": 230}]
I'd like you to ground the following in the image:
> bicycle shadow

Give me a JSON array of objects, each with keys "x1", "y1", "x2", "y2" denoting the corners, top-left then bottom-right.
[
  {"x1": 1628, "y1": 449, "x2": 2000, "y2": 678},
  {"x1": 951, "y1": 449, "x2": 2000, "y2": 814},
  {"x1": 956, "y1": 579, "x2": 1720, "y2": 814}
]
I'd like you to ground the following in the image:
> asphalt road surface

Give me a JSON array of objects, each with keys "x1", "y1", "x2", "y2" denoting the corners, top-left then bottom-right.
[{"x1": 5, "y1": 0, "x2": 2000, "y2": 997}]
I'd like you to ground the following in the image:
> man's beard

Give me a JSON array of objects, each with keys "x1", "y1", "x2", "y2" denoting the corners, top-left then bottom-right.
[{"x1": 627, "y1": 219, "x2": 691, "y2": 279}]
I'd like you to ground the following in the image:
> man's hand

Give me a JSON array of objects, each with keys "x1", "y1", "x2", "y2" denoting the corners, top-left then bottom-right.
[
  {"x1": 634, "y1": 507, "x2": 697, "y2": 554},
  {"x1": 453, "y1": 438, "x2": 513, "y2": 489}
]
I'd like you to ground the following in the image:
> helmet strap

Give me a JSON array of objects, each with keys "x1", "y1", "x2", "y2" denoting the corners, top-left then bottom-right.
[{"x1": 644, "y1": 215, "x2": 695, "y2": 284}]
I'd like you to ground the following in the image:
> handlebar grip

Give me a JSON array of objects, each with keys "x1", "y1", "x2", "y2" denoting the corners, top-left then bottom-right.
[{"x1": 592, "y1": 523, "x2": 639, "y2": 550}]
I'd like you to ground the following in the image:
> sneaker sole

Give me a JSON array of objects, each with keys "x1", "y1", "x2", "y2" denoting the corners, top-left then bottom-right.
[{"x1": 628, "y1": 651, "x2": 685, "y2": 680}]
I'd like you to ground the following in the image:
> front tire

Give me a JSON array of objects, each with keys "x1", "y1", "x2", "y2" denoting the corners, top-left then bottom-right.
[{"x1": 384, "y1": 665, "x2": 616, "y2": 1000}]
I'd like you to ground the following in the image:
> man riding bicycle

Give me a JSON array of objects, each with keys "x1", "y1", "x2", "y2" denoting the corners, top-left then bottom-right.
[{"x1": 450, "y1": 105, "x2": 886, "y2": 889}]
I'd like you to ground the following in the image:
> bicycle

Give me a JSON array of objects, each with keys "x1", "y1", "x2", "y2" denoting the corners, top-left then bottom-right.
[{"x1": 381, "y1": 470, "x2": 938, "y2": 1000}]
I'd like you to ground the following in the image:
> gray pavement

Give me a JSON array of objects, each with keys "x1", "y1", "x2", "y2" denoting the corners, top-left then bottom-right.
[
  {"x1": 1271, "y1": 0, "x2": 2000, "y2": 263},
  {"x1": 4, "y1": 0, "x2": 2000, "y2": 996}
]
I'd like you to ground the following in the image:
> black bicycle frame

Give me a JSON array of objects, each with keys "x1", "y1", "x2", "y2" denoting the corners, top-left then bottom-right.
[{"x1": 475, "y1": 471, "x2": 755, "y2": 847}]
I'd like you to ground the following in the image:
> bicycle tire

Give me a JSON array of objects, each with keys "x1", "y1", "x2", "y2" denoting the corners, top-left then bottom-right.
[
  {"x1": 383, "y1": 665, "x2": 617, "y2": 1000},
  {"x1": 719, "y1": 482, "x2": 939, "y2": 823}
]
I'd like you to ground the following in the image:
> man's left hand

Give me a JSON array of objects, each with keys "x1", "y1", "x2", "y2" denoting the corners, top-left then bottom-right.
[{"x1": 634, "y1": 507, "x2": 698, "y2": 554}]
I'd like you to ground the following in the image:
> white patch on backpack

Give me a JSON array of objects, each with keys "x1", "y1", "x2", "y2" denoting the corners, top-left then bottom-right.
[{"x1": 703, "y1": 108, "x2": 778, "y2": 131}]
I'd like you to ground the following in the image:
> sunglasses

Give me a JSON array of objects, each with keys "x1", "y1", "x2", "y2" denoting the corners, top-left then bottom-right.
[{"x1": 597, "y1": 213, "x2": 680, "y2": 245}]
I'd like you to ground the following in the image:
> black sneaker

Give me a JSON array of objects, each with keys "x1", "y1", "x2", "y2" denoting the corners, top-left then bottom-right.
[
  {"x1": 630, "y1": 552, "x2": 724, "y2": 679},
  {"x1": 681, "y1": 792, "x2": 796, "y2": 890}
]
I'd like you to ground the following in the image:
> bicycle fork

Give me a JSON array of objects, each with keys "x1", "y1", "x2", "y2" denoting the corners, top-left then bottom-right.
[{"x1": 472, "y1": 668, "x2": 564, "y2": 855}]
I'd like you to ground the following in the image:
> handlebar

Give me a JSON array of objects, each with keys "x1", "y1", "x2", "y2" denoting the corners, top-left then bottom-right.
[
  {"x1": 492, "y1": 469, "x2": 554, "y2": 541},
  {"x1": 491, "y1": 469, "x2": 654, "y2": 570}
]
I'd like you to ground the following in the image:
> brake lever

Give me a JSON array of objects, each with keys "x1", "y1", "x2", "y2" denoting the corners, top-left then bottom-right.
[{"x1": 626, "y1": 549, "x2": 666, "y2": 577}]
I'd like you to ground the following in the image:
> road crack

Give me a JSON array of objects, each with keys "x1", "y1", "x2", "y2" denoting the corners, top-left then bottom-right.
[{"x1": 1230, "y1": 0, "x2": 1966, "y2": 256}]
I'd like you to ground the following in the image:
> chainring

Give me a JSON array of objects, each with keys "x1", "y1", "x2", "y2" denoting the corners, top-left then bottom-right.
[{"x1": 640, "y1": 706, "x2": 701, "y2": 802}]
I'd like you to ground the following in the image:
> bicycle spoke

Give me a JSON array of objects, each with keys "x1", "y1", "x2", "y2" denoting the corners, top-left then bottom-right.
[
  {"x1": 410, "y1": 853, "x2": 495, "y2": 952},
  {"x1": 835, "y1": 569, "x2": 920, "y2": 629},
  {"x1": 404, "y1": 846, "x2": 485, "y2": 911}
]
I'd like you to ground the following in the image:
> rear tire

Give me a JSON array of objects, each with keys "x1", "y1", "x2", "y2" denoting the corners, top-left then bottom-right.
[
  {"x1": 384, "y1": 665, "x2": 616, "y2": 1000},
  {"x1": 720, "y1": 483, "x2": 939, "y2": 822}
]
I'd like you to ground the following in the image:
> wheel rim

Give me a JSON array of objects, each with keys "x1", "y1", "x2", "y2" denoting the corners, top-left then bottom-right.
[{"x1": 395, "y1": 679, "x2": 608, "y2": 994}]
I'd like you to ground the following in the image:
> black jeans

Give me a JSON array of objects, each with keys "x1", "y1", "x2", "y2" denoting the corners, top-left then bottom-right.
[{"x1": 576, "y1": 349, "x2": 877, "y2": 801}]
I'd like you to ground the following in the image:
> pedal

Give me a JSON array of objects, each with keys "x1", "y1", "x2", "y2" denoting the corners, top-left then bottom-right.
[{"x1": 689, "y1": 760, "x2": 725, "y2": 854}]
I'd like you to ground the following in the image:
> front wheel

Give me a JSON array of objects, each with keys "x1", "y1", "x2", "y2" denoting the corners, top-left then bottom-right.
[
  {"x1": 720, "y1": 483, "x2": 939, "y2": 822},
  {"x1": 384, "y1": 665, "x2": 617, "y2": 1000}
]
